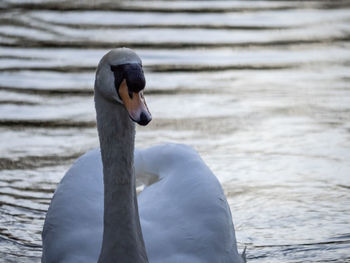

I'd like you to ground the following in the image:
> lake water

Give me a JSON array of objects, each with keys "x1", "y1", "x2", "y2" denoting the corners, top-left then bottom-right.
[{"x1": 0, "y1": 0, "x2": 350, "y2": 262}]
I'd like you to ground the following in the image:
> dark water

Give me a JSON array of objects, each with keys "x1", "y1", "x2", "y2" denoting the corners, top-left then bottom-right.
[{"x1": 1, "y1": 0, "x2": 350, "y2": 262}]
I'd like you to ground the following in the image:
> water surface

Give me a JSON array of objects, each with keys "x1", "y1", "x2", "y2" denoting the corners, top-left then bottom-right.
[{"x1": 0, "y1": 0, "x2": 350, "y2": 262}]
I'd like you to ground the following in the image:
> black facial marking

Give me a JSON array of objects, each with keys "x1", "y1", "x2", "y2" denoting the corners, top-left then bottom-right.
[
  {"x1": 110, "y1": 63, "x2": 145, "y2": 99},
  {"x1": 123, "y1": 64, "x2": 145, "y2": 93},
  {"x1": 128, "y1": 90, "x2": 133, "y2": 99}
]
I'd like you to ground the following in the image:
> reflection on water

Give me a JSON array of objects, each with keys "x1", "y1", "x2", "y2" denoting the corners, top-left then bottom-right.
[{"x1": 1, "y1": 0, "x2": 350, "y2": 262}]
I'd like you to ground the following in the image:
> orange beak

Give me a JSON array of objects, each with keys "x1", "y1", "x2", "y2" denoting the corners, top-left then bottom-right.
[{"x1": 118, "y1": 79, "x2": 152, "y2": 126}]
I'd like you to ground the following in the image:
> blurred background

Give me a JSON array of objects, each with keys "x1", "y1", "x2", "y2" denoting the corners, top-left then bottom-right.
[{"x1": 0, "y1": 0, "x2": 350, "y2": 262}]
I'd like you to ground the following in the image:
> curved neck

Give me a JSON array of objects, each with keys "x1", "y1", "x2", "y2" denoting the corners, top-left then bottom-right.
[{"x1": 95, "y1": 90, "x2": 148, "y2": 263}]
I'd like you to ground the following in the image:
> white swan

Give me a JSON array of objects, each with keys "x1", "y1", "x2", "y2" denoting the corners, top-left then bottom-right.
[{"x1": 41, "y1": 48, "x2": 245, "y2": 263}]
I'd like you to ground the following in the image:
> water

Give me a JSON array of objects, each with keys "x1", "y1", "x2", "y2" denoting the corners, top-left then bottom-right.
[{"x1": 1, "y1": 0, "x2": 350, "y2": 262}]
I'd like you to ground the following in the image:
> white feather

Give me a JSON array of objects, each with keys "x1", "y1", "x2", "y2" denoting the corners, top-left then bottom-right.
[{"x1": 42, "y1": 144, "x2": 244, "y2": 263}]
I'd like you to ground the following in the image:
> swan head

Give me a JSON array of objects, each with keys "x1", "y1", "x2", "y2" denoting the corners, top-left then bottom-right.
[{"x1": 95, "y1": 48, "x2": 152, "y2": 126}]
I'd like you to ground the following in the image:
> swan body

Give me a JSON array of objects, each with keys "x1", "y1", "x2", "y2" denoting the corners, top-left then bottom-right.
[
  {"x1": 42, "y1": 48, "x2": 244, "y2": 263},
  {"x1": 42, "y1": 144, "x2": 244, "y2": 263}
]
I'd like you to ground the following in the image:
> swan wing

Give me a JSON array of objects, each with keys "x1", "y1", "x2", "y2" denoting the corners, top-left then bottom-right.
[
  {"x1": 136, "y1": 144, "x2": 243, "y2": 263},
  {"x1": 42, "y1": 149, "x2": 103, "y2": 263}
]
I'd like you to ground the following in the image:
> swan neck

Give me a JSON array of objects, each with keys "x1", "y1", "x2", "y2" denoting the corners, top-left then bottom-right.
[{"x1": 95, "y1": 90, "x2": 148, "y2": 263}]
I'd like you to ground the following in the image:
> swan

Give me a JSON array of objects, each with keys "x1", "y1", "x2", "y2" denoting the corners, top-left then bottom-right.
[{"x1": 41, "y1": 48, "x2": 245, "y2": 263}]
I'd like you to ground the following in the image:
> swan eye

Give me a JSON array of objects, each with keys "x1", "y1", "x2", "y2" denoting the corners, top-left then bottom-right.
[
  {"x1": 128, "y1": 90, "x2": 133, "y2": 99},
  {"x1": 110, "y1": 65, "x2": 124, "y2": 99}
]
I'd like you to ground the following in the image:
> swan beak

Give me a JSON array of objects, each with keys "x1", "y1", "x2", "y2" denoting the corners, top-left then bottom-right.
[{"x1": 119, "y1": 80, "x2": 152, "y2": 126}]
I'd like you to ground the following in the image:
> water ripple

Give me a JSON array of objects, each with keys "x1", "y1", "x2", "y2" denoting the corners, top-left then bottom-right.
[{"x1": 0, "y1": 0, "x2": 350, "y2": 262}]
